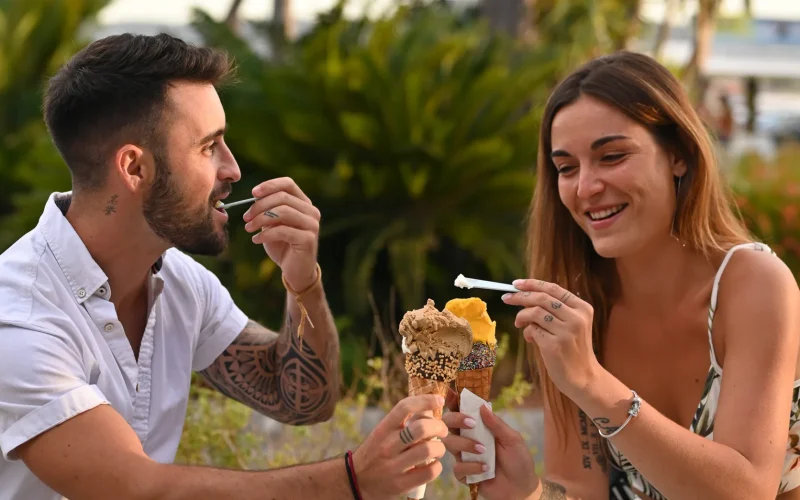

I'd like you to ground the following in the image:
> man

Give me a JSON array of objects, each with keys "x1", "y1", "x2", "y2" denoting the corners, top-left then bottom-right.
[{"x1": 0, "y1": 33, "x2": 447, "y2": 499}]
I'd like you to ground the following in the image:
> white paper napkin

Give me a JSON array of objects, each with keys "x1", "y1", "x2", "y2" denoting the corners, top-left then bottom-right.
[{"x1": 460, "y1": 388, "x2": 496, "y2": 484}]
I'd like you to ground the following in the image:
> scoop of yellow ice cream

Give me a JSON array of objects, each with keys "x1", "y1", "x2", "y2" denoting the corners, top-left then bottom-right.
[{"x1": 445, "y1": 298, "x2": 496, "y2": 346}]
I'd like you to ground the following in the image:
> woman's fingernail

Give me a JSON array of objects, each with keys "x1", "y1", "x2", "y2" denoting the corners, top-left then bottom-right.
[
  {"x1": 512, "y1": 279, "x2": 523, "y2": 286},
  {"x1": 475, "y1": 444, "x2": 486, "y2": 454},
  {"x1": 502, "y1": 293, "x2": 511, "y2": 301},
  {"x1": 464, "y1": 417, "x2": 477, "y2": 428},
  {"x1": 482, "y1": 464, "x2": 490, "y2": 472}
]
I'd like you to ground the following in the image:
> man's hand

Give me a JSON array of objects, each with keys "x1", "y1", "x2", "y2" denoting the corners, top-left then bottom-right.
[
  {"x1": 243, "y1": 177, "x2": 321, "y2": 291},
  {"x1": 443, "y1": 394, "x2": 540, "y2": 500},
  {"x1": 353, "y1": 395, "x2": 449, "y2": 500}
]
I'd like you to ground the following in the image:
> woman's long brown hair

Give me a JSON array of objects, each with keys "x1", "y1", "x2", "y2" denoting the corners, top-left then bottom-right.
[{"x1": 527, "y1": 51, "x2": 753, "y2": 445}]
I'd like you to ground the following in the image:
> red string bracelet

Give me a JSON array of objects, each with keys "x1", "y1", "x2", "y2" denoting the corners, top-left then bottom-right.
[{"x1": 344, "y1": 450, "x2": 363, "y2": 500}]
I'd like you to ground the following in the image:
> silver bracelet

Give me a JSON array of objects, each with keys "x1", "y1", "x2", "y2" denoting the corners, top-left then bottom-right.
[{"x1": 598, "y1": 390, "x2": 641, "y2": 439}]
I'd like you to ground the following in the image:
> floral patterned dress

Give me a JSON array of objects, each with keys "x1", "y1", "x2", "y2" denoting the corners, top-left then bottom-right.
[{"x1": 607, "y1": 242, "x2": 800, "y2": 500}]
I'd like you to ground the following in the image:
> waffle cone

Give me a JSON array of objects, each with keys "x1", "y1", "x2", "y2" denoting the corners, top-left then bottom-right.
[
  {"x1": 408, "y1": 376, "x2": 450, "y2": 420},
  {"x1": 456, "y1": 366, "x2": 493, "y2": 402},
  {"x1": 456, "y1": 367, "x2": 493, "y2": 500}
]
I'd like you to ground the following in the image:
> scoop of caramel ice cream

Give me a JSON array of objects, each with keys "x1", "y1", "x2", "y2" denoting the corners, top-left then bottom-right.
[{"x1": 400, "y1": 299, "x2": 473, "y2": 381}]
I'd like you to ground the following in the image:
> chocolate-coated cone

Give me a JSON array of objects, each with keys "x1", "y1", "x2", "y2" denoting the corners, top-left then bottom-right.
[{"x1": 456, "y1": 366, "x2": 494, "y2": 500}]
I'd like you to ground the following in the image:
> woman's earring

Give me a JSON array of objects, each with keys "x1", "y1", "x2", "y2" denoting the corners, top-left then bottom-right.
[{"x1": 671, "y1": 176, "x2": 686, "y2": 247}]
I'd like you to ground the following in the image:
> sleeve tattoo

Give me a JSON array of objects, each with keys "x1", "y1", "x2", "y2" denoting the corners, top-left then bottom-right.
[
  {"x1": 578, "y1": 409, "x2": 609, "y2": 474},
  {"x1": 200, "y1": 316, "x2": 336, "y2": 425}
]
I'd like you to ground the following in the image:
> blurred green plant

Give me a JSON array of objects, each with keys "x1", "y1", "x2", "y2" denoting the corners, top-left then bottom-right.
[
  {"x1": 0, "y1": 0, "x2": 110, "y2": 248},
  {"x1": 191, "y1": 2, "x2": 557, "y2": 326},
  {"x1": 731, "y1": 145, "x2": 800, "y2": 274}
]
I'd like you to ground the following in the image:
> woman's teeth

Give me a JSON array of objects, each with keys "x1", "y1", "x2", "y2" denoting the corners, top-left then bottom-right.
[{"x1": 588, "y1": 204, "x2": 626, "y2": 220}]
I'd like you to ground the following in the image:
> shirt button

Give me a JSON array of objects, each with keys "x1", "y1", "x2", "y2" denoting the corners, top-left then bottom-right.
[
  {"x1": 98, "y1": 287, "x2": 107, "y2": 296},
  {"x1": 104, "y1": 323, "x2": 114, "y2": 332},
  {"x1": 77, "y1": 288, "x2": 86, "y2": 298}
]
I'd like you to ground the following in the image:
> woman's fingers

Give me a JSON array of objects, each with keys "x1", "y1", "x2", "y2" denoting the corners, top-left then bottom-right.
[
  {"x1": 442, "y1": 411, "x2": 477, "y2": 431},
  {"x1": 442, "y1": 433, "x2": 485, "y2": 455},
  {"x1": 514, "y1": 305, "x2": 565, "y2": 331},
  {"x1": 453, "y1": 461, "x2": 488, "y2": 483}
]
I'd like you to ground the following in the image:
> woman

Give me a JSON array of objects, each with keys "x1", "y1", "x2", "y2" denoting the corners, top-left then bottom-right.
[{"x1": 443, "y1": 51, "x2": 800, "y2": 499}]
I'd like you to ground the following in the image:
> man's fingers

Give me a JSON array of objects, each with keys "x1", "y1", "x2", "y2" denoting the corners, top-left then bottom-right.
[
  {"x1": 396, "y1": 439, "x2": 446, "y2": 471},
  {"x1": 385, "y1": 395, "x2": 445, "y2": 428},
  {"x1": 243, "y1": 190, "x2": 320, "y2": 223},
  {"x1": 397, "y1": 460, "x2": 443, "y2": 492},
  {"x1": 244, "y1": 205, "x2": 319, "y2": 234},
  {"x1": 252, "y1": 177, "x2": 312, "y2": 203},
  {"x1": 251, "y1": 225, "x2": 316, "y2": 248},
  {"x1": 391, "y1": 418, "x2": 448, "y2": 456}
]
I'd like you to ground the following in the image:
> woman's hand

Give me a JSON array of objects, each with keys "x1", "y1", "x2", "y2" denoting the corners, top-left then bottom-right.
[
  {"x1": 442, "y1": 392, "x2": 539, "y2": 500},
  {"x1": 503, "y1": 280, "x2": 600, "y2": 399}
]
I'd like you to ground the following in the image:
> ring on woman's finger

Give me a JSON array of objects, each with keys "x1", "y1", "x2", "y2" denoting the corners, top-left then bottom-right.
[{"x1": 400, "y1": 426, "x2": 414, "y2": 445}]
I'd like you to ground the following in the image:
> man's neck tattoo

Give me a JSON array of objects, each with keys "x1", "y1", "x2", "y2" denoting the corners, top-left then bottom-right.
[{"x1": 104, "y1": 195, "x2": 119, "y2": 216}]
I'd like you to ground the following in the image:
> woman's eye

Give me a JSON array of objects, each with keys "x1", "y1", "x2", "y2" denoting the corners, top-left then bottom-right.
[
  {"x1": 602, "y1": 153, "x2": 627, "y2": 163},
  {"x1": 556, "y1": 165, "x2": 576, "y2": 175}
]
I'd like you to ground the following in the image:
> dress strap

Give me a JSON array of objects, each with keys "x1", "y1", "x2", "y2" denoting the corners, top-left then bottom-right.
[{"x1": 707, "y1": 242, "x2": 774, "y2": 370}]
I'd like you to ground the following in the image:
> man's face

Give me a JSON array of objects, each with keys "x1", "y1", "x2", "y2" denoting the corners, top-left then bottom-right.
[{"x1": 143, "y1": 82, "x2": 241, "y2": 256}]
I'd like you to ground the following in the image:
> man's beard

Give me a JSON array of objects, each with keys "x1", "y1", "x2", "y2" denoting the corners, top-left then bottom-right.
[{"x1": 142, "y1": 152, "x2": 230, "y2": 256}]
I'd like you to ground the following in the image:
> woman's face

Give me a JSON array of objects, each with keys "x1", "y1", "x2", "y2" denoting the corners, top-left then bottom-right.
[{"x1": 550, "y1": 95, "x2": 687, "y2": 258}]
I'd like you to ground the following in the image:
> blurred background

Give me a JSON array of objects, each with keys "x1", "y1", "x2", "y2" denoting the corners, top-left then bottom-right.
[{"x1": 1, "y1": 0, "x2": 798, "y2": 496}]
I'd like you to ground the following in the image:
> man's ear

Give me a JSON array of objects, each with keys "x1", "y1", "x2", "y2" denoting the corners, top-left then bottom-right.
[{"x1": 114, "y1": 144, "x2": 153, "y2": 194}]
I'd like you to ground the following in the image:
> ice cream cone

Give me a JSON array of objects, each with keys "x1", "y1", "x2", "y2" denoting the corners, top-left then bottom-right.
[
  {"x1": 446, "y1": 298, "x2": 498, "y2": 500},
  {"x1": 456, "y1": 366, "x2": 493, "y2": 402},
  {"x1": 456, "y1": 367, "x2": 493, "y2": 500},
  {"x1": 408, "y1": 376, "x2": 450, "y2": 419},
  {"x1": 400, "y1": 299, "x2": 474, "y2": 500}
]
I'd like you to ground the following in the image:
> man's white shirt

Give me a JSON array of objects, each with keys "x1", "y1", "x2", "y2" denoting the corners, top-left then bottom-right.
[{"x1": 0, "y1": 192, "x2": 249, "y2": 499}]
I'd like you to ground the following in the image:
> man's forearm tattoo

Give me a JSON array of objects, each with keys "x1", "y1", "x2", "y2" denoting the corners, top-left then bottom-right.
[
  {"x1": 200, "y1": 317, "x2": 334, "y2": 425},
  {"x1": 540, "y1": 479, "x2": 567, "y2": 499},
  {"x1": 578, "y1": 410, "x2": 609, "y2": 473}
]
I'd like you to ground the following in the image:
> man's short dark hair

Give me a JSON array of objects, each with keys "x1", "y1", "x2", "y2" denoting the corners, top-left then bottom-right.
[{"x1": 43, "y1": 33, "x2": 235, "y2": 192}]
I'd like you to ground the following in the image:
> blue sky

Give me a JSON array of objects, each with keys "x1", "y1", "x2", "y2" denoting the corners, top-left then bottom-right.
[{"x1": 97, "y1": 0, "x2": 800, "y2": 26}]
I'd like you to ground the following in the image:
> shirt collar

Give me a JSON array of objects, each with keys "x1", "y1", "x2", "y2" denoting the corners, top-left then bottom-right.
[{"x1": 39, "y1": 192, "x2": 164, "y2": 304}]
